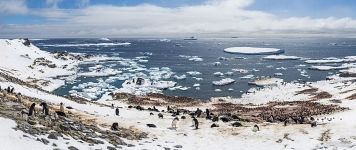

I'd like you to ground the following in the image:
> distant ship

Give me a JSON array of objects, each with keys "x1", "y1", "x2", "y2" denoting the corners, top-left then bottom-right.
[
  {"x1": 184, "y1": 36, "x2": 198, "y2": 40},
  {"x1": 231, "y1": 36, "x2": 238, "y2": 38}
]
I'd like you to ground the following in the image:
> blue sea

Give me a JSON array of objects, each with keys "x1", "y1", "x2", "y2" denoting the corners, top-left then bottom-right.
[{"x1": 32, "y1": 37, "x2": 356, "y2": 100}]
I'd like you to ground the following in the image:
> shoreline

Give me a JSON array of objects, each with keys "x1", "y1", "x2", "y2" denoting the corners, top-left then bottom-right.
[{"x1": 0, "y1": 38, "x2": 356, "y2": 149}]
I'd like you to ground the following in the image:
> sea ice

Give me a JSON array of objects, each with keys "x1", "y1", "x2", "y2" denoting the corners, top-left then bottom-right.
[
  {"x1": 263, "y1": 55, "x2": 301, "y2": 60},
  {"x1": 212, "y1": 78, "x2": 235, "y2": 86},
  {"x1": 224, "y1": 47, "x2": 284, "y2": 55}
]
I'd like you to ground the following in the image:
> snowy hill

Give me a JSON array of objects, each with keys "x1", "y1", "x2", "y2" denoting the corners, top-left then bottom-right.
[{"x1": 0, "y1": 39, "x2": 82, "y2": 91}]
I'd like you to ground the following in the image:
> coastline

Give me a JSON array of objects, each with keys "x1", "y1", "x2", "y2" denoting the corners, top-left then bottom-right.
[{"x1": 0, "y1": 39, "x2": 355, "y2": 149}]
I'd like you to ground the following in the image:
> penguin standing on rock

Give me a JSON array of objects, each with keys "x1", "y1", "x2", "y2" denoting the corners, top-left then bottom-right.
[
  {"x1": 171, "y1": 117, "x2": 179, "y2": 129},
  {"x1": 60, "y1": 102, "x2": 64, "y2": 113},
  {"x1": 40, "y1": 102, "x2": 49, "y2": 116},
  {"x1": 193, "y1": 117, "x2": 199, "y2": 129},
  {"x1": 28, "y1": 103, "x2": 36, "y2": 116},
  {"x1": 115, "y1": 107, "x2": 120, "y2": 116}
]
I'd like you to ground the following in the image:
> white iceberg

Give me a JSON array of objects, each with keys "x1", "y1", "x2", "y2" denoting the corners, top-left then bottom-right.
[
  {"x1": 224, "y1": 47, "x2": 284, "y2": 55},
  {"x1": 309, "y1": 63, "x2": 356, "y2": 71},
  {"x1": 263, "y1": 55, "x2": 301, "y2": 60},
  {"x1": 212, "y1": 78, "x2": 235, "y2": 86},
  {"x1": 274, "y1": 73, "x2": 283, "y2": 76},
  {"x1": 187, "y1": 71, "x2": 202, "y2": 76},
  {"x1": 214, "y1": 89, "x2": 222, "y2": 92},
  {"x1": 99, "y1": 38, "x2": 111, "y2": 41},
  {"x1": 173, "y1": 74, "x2": 187, "y2": 80},
  {"x1": 78, "y1": 68, "x2": 122, "y2": 77},
  {"x1": 213, "y1": 72, "x2": 224, "y2": 76},
  {"x1": 305, "y1": 56, "x2": 356, "y2": 64},
  {"x1": 232, "y1": 69, "x2": 249, "y2": 74},
  {"x1": 248, "y1": 78, "x2": 283, "y2": 86},
  {"x1": 179, "y1": 55, "x2": 203, "y2": 62},
  {"x1": 240, "y1": 74, "x2": 254, "y2": 79},
  {"x1": 159, "y1": 39, "x2": 171, "y2": 42}
]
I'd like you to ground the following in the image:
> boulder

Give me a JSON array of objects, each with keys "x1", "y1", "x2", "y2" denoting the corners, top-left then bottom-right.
[
  {"x1": 107, "y1": 146, "x2": 116, "y2": 150},
  {"x1": 39, "y1": 138, "x2": 50, "y2": 145},
  {"x1": 231, "y1": 122, "x2": 242, "y2": 127},
  {"x1": 68, "y1": 146, "x2": 79, "y2": 150},
  {"x1": 22, "y1": 38, "x2": 31, "y2": 46},
  {"x1": 47, "y1": 133, "x2": 58, "y2": 140},
  {"x1": 27, "y1": 120, "x2": 37, "y2": 125},
  {"x1": 146, "y1": 124, "x2": 157, "y2": 128},
  {"x1": 174, "y1": 145, "x2": 183, "y2": 148},
  {"x1": 211, "y1": 123, "x2": 219, "y2": 128}
]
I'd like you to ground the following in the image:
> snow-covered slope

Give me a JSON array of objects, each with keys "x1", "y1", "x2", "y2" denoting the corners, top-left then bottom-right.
[{"x1": 0, "y1": 39, "x2": 80, "y2": 91}]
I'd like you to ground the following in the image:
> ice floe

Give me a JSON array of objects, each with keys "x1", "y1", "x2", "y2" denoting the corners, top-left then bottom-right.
[
  {"x1": 232, "y1": 69, "x2": 249, "y2": 74},
  {"x1": 248, "y1": 78, "x2": 283, "y2": 86},
  {"x1": 263, "y1": 55, "x2": 301, "y2": 60},
  {"x1": 305, "y1": 56, "x2": 356, "y2": 64},
  {"x1": 213, "y1": 72, "x2": 224, "y2": 76},
  {"x1": 179, "y1": 55, "x2": 203, "y2": 62},
  {"x1": 78, "y1": 68, "x2": 122, "y2": 77},
  {"x1": 240, "y1": 74, "x2": 254, "y2": 79},
  {"x1": 309, "y1": 63, "x2": 356, "y2": 71},
  {"x1": 117, "y1": 78, "x2": 176, "y2": 95},
  {"x1": 159, "y1": 39, "x2": 171, "y2": 42},
  {"x1": 212, "y1": 78, "x2": 235, "y2": 86},
  {"x1": 173, "y1": 74, "x2": 187, "y2": 80},
  {"x1": 187, "y1": 71, "x2": 202, "y2": 76},
  {"x1": 42, "y1": 42, "x2": 131, "y2": 47},
  {"x1": 224, "y1": 47, "x2": 284, "y2": 55}
]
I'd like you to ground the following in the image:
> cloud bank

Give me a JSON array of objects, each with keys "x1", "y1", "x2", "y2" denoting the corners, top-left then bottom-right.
[{"x1": 1, "y1": 0, "x2": 356, "y2": 38}]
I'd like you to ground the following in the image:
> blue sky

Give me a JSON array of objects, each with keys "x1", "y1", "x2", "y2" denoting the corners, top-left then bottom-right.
[{"x1": 1, "y1": 0, "x2": 356, "y2": 37}]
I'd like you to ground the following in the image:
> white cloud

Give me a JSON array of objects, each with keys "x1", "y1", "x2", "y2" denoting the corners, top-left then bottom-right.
[
  {"x1": 0, "y1": 0, "x2": 28, "y2": 15},
  {"x1": 46, "y1": 0, "x2": 62, "y2": 8},
  {"x1": 76, "y1": 0, "x2": 90, "y2": 7},
  {"x1": 1, "y1": 0, "x2": 356, "y2": 38}
]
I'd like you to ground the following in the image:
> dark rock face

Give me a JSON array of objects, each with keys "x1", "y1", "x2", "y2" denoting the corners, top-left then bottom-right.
[
  {"x1": 68, "y1": 146, "x2": 79, "y2": 150},
  {"x1": 28, "y1": 119, "x2": 37, "y2": 125},
  {"x1": 22, "y1": 38, "x2": 31, "y2": 46},
  {"x1": 48, "y1": 133, "x2": 58, "y2": 140},
  {"x1": 107, "y1": 146, "x2": 117, "y2": 150},
  {"x1": 212, "y1": 116, "x2": 219, "y2": 122},
  {"x1": 59, "y1": 124, "x2": 70, "y2": 131},
  {"x1": 340, "y1": 72, "x2": 356, "y2": 77},
  {"x1": 231, "y1": 122, "x2": 242, "y2": 127},
  {"x1": 174, "y1": 145, "x2": 183, "y2": 148},
  {"x1": 146, "y1": 124, "x2": 157, "y2": 128},
  {"x1": 38, "y1": 138, "x2": 50, "y2": 145},
  {"x1": 220, "y1": 116, "x2": 232, "y2": 122},
  {"x1": 211, "y1": 123, "x2": 219, "y2": 128}
]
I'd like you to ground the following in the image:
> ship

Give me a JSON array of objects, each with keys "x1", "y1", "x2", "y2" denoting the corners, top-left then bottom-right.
[{"x1": 183, "y1": 36, "x2": 198, "y2": 40}]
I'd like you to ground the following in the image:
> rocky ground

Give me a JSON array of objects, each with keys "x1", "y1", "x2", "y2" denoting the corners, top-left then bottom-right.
[{"x1": 0, "y1": 87, "x2": 147, "y2": 150}]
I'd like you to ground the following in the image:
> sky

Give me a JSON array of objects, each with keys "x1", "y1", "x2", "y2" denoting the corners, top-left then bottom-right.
[{"x1": 1, "y1": 0, "x2": 356, "y2": 38}]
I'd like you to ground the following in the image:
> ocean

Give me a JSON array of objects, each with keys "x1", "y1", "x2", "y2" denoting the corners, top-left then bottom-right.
[{"x1": 32, "y1": 37, "x2": 356, "y2": 100}]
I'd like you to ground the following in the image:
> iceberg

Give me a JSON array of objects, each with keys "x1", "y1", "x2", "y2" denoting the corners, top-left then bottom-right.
[
  {"x1": 224, "y1": 47, "x2": 284, "y2": 55},
  {"x1": 263, "y1": 55, "x2": 301, "y2": 60},
  {"x1": 99, "y1": 38, "x2": 111, "y2": 41},
  {"x1": 187, "y1": 71, "x2": 201, "y2": 76},
  {"x1": 248, "y1": 78, "x2": 283, "y2": 87},
  {"x1": 309, "y1": 63, "x2": 356, "y2": 71},
  {"x1": 305, "y1": 56, "x2": 356, "y2": 64},
  {"x1": 213, "y1": 72, "x2": 224, "y2": 76},
  {"x1": 212, "y1": 78, "x2": 235, "y2": 86},
  {"x1": 159, "y1": 39, "x2": 171, "y2": 42},
  {"x1": 179, "y1": 55, "x2": 203, "y2": 62},
  {"x1": 173, "y1": 74, "x2": 187, "y2": 80}
]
